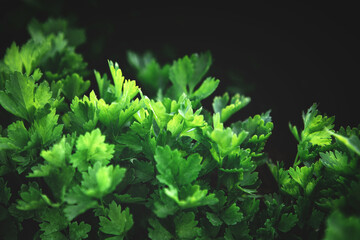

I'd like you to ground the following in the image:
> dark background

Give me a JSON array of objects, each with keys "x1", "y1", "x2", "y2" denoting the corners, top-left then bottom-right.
[{"x1": 1, "y1": 1, "x2": 359, "y2": 167}]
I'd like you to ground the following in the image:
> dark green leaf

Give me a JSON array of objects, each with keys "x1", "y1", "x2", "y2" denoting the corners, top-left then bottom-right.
[{"x1": 278, "y1": 213, "x2": 298, "y2": 232}]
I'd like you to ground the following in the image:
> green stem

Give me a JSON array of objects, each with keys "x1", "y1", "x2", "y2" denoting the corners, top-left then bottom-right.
[{"x1": 293, "y1": 153, "x2": 300, "y2": 167}]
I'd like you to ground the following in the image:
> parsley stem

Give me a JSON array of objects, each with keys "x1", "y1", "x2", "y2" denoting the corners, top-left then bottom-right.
[{"x1": 293, "y1": 153, "x2": 300, "y2": 167}]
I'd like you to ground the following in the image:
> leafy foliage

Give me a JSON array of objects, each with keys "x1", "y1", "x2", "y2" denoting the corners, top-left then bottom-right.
[
  {"x1": 0, "y1": 17, "x2": 359, "y2": 240},
  {"x1": 269, "y1": 104, "x2": 360, "y2": 239}
]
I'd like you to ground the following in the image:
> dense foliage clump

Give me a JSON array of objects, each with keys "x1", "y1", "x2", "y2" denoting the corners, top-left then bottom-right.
[{"x1": 0, "y1": 18, "x2": 359, "y2": 240}]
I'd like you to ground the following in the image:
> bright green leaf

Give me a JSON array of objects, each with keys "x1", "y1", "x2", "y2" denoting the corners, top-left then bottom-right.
[
  {"x1": 70, "y1": 128, "x2": 115, "y2": 172},
  {"x1": 164, "y1": 185, "x2": 218, "y2": 209},
  {"x1": 154, "y1": 145, "x2": 202, "y2": 187},
  {"x1": 81, "y1": 162, "x2": 126, "y2": 198},
  {"x1": 288, "y1": 165, "x2": 313, "y2": 189},
  {"x1": 31, "y1": 108, "x2": 63, "y2": 146},
  {"x1": 67, "y1": 90, "x2": 100, "y2": 133},
  {"x1": 16, "y1": 182, "x2": 50, "y2": 210},
  {"x1": 3, "y1": 42, "x2": 22, "y2": 73},
  {"x1": 191, "y1": 77, "x2": 219, "y2": 101},
  {"x1": 329, "y1": 131, "x2": 360, "y2": 156},
  {"x1": 320, "y1": 150, "x2": 355, "y2": 174}
]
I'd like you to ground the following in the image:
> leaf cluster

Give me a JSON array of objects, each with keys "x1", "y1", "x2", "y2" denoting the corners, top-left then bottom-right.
[
  {"x1": 268, "y1": 104, "x2": 360, "y2": 239},
  {"x1": 0, "y1": 18, "x2": 359, "y2": 240}
]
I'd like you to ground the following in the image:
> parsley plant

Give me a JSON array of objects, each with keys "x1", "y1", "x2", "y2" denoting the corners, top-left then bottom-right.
[{"x1": 0, "y1": 18, "x2": 359, "y2": 240}]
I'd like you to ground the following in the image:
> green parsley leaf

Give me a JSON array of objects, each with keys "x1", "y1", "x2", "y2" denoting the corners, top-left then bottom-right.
[
  {"x1": 288, "y1": 165, "x2": 313, "y2": 189},
  {"x1": 3, "y1": 42, "x2": 22, "y2": 73},
  {"x1": 16, "y1": 182, "x2": 52, "y2": 210},
  {"x1": 191, "y1": 77, "x2": 219, "y2": 101},
  {"x1": 148, "y1": 218, "x2": 173, "y2": 240},
  {"x1": 28, "y1": 135, "x2": 75, "y2": 200},
  {"x1": 320, "y1": 150, "x2": 356, "y2": 175},
  {"x1": 69, "y1": 221, "x2": 91, "y2": 240},
  {"x1": 174, "y1": 211, "x2": 200, "y2": 239},
  {"x1": 81, "y1": 162, "x2": 126, "y2": 198},
  {"x1": 154, "y1": 145, "x2": 202, "y2": 187},
  {"x1": 3, "y1": 39, "x2": 50, "y2": 76},
  {"x1": 168, "y1": 52, "x2": 212, "y2": 98},
  {"x1": 3, "y1": 120, "x2": 30, "y2": 150},
  {"x1": 208, "y1": 113, "x2": 249, "y2": 163},
  {"x1": 300, "y1": 103, "x2": 335, "y2": 147},
  {"x1": 169, "y1": 54, "x2": 194, "y2": 94},
  {"x1": 268, "y1": 161, "x2": 291, "y2": 187},
  {"x1": 67, "y1": 91, "x2": 100, "y2": 133},
  {"x1": 0, "y1": 71, "x2": 54, "y2": 122},
  {"x1": 108, "y1": 60, "x2": 125, "y2": 101},
  {"x1": 164, "y1": 185, "x2": 218, "y2": 209},
  {"x1": 213, "y1": 92, "x2": 251, "y2": 123},
  {"x1": 221, "y1": 203, "x2": 244, "y2": 226},
  {"x1": 151, "y1": 189, "x2": 179, "y2": 218},
  {"x1": 60, "y1": 73, "x2": 90, "y2": 100},
  {"x1": 329, "y1": 131, "x2": 360, "y2": 156},
  {"x1": 94, "y1": 70, "x2": 115, "y2": 103},
  {"x1": 64, "y1": 186, "x2": 98, "y2": 221},
  {"x1": 127, "y1": 51, "x2": 170, "y2": 97},
  {"x1": 30, "y1": 108, "x2": 63, "y2": 146},
  {"x1": 232, "y1": 111, "x2": 273, "y2": 154},
  {"x1": 39, "y1": 207, "x2": 68, "y2": 239},
  {"x1": 99, "y1": 201, "x2": 134, "y2": 238},
  {"x1": 70, "y1": 128, "x2": 115, "y2": 172},
  {"x1": 39, "y1": 135, "x2": 73, "y2": 168},
  {"x1": 206, "y1": 212, "x2": 223, "y2": 226},
  {"x1": 278, "y1": 212, "x2": 298, "y2": 232}
]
